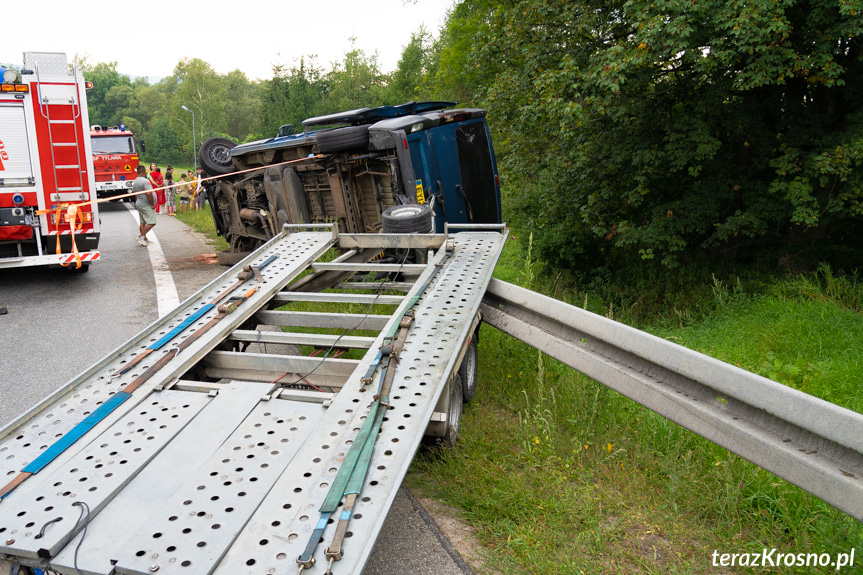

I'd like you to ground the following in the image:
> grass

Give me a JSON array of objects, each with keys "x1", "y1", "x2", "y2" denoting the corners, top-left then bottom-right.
[
  {"x1": 174, "y1": 204, "x2": 228, "y2": 252},
  {"x1": 404, "y1": 234, "x2": 863, "y2": 574}
]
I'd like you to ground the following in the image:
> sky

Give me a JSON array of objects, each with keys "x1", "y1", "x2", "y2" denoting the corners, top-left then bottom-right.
[{"x1": 2, "y1": 0, "x2": 454, "y2": 82}]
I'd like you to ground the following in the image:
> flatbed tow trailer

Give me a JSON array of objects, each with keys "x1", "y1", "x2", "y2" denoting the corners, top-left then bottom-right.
[{"x1": 0, "y1": 223, "x2": 507, "y2": 575}]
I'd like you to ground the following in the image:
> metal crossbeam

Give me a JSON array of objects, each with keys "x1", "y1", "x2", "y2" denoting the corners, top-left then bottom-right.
[
  {"x1": 254, "y1": 310, "x2": 390, "y2": 331},
  {"x1": 230, "y1": 330, "x2": 377, "y2": 349}
]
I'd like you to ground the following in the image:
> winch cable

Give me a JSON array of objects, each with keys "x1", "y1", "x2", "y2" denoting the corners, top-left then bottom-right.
[
  {"x1": 112, "y1": 254, "x2": 279, "y2": 377},
  {"x1": 0, "y1": 286, "x2": 261, "y2": 502},
  {"x1": 296, "y1": 241, "x2": 453, "y2": 573}
]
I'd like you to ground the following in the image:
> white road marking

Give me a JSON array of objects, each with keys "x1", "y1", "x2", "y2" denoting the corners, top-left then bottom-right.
[{"x1": 124, "y1": 204, "x2": 180, "y2": 317}]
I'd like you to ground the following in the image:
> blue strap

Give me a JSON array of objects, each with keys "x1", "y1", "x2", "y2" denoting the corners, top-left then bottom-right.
[
  {"x1": 149, "y1": 304, "x2": 215, "y2": 350},
  {"x1": 22, "y1": 391, "x2": 131, "y2": 474}
]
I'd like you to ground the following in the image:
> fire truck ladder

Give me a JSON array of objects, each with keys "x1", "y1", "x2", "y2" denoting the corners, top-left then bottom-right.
[
  {"x1": 0, "y1": 223, "x2": 506, "y2": 575},
  {"x1": 36, "y1": 65, "x2": 87, "y2": 206}
]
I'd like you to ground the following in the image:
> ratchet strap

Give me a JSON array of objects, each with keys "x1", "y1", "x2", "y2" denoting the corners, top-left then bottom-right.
[
  {"x1": 297, "y1": 311, "x2": 413, "y2": 574},
  {"x1": 112, "y1": 255, "x2": 278, "y2": 377},
  {"x1": 0, "y1": 275, "x2": 268, "y2": 502}
]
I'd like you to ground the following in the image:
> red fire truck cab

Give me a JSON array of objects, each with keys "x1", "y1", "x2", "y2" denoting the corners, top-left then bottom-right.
[
  {"x1": 91, "y1": 125, "x2": 140, "y2": 200},
  {"x1": 0, "y1": 52, "x2": 100, "y2": 270}
]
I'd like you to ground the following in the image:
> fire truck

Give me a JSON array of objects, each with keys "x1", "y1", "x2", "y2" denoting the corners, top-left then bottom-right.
[
  {"x1": 0, "y1": 52, "x2": 100, "y2": 271},
  {"x1": 91, "y1": 124, "x2": 140, "y2": 200}
]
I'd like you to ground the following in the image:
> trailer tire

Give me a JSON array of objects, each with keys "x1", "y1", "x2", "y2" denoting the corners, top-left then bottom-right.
[
  {"x1": 315, "y1": 125, "x2": 370, "y2": 154},
  {"x1": 458, "y1": 337, "x2": 478, "y2": 403},
  {"x1": 381, "y1": 204, "x2": 433, "y2": 234},
  {"x1": 217, "y1": 249, "x2": 250, "y2": 267},
  {"x1": 200, "y1": 137, "x2": 237, "y2": 176},
  {"x1": 442, "y1": 374, "x2": 464, "y2": 448}
]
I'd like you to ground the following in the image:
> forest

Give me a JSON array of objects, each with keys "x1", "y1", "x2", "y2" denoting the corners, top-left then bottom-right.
[{"x1": 80, "y1": 0, "x2": 863, "y2": 283}]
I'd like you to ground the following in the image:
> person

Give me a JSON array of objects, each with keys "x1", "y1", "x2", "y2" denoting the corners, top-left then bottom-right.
[
  {"x1": 178, "y1": 173, "x2": 192, "y2": 213},
  {"x1": 163, "y1": 171, "x2": 176, "y2": 216},
  {"x1": 133, "y1": 165, "x2": 157, "y2": 245},
  {"x1": 148, "y1": 165, "x2": 164, "y2": 214},
  {"x1": 194, "y1": 166, "x2": 207, "y2": 210}
]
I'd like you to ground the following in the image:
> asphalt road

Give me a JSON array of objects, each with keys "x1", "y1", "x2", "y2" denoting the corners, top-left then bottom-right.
[{"x1": 0, "y1": 203, "x2": 473, "y2": 575}]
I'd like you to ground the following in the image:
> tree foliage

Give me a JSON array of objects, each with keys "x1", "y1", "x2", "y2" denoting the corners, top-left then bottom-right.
[{"x1": 447, "y1": 0, "x2": 863, "y2": 273}]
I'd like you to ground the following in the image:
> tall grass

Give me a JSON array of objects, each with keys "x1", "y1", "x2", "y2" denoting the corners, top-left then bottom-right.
[{"x1": 406, "y1": 236, "x2": 863, "y2": 574}]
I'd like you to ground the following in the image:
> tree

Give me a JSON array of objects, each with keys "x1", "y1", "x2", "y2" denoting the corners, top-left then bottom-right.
[
  {"x1": 385, "y1": 28, "x2": 434, "y2": 104},
  {"x1": 323, "y1": 40, "x2": 385, "y2": 112},
  {"x1": 148, "y1": 116, "x2": 183, "y2": 164},
  {"x1": 75, "y1": 57, "x2": 132, "y2": 126},
  {"x1": 223, "y1": 70, "x2": 260, "y2": 142},
  {"x1": 257, "y1": 57, "x2": 326, "y2": 139},
  {"x1": 452, "y1": 0, "x2": 863, "y2": 273},
  {"x1": 171, "y1": 58, "x2": 225, "y2": 147}
]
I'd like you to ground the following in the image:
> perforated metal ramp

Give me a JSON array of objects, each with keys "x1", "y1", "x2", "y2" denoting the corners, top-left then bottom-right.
[{"x1": 0, "y1": 223, "x2": 507, "y2": 575}]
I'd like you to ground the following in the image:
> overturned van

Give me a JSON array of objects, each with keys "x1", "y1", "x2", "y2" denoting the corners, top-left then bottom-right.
[{"x1": 199, "y1": 101, "x2": 501, "y2": 263}]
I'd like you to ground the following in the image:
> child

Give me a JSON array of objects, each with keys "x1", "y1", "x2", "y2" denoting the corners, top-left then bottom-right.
[
  {"x1": 178, "y1": 173, "x2": 192, "y2": 213},
  {"x1": 164, "y1": 171, "x2": 176, "y2": 215}
]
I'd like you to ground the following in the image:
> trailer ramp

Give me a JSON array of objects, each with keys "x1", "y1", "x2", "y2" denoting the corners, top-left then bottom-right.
[{"x1": 0, "y1": 223, "x2": 507, "y2": 575}]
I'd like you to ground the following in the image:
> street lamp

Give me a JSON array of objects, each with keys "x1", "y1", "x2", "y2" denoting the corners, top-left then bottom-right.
[{"x1": 181, "y1": 105, "x2": 196, "y2": 172}]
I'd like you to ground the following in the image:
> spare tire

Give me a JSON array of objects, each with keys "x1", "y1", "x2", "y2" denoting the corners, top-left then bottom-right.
[
  {"x1": 199, "y1": 137, "x2": 237, "y2": 176},
  {"x1": 315, "y1": 125, "x2": 371, "y2": 154},
  {"x1": 381, "y1": 204, "x2": 433, "y2": 234}
]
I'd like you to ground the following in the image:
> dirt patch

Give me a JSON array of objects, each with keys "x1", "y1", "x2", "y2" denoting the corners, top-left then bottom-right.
[{"x1": 418, "y1": 497, "x2": 500, "y2": 574}]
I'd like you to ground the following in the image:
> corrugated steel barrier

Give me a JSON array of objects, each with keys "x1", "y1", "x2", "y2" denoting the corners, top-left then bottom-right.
[{"x1": 480, "y1": 279, "x2": 863, "y2": 521}]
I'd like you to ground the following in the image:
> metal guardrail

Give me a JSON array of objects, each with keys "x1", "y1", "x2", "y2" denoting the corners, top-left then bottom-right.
[{"x1": 480, "y1": 279, "x2": 863, "y2": 521}]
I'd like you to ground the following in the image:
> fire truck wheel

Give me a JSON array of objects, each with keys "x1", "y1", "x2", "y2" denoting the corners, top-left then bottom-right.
[
  {"x1": 217, "y1": 249, "x2": 251, "y2": 267},
  {"x1": 200, "y1": 137, "x2": 237, "y2": 176},
  {"x1": 381, "y1": 204, "x2": 433, "y2": 234},
  {"x1": 315, "y1": 125, "x2": 371, "y2": 154}
]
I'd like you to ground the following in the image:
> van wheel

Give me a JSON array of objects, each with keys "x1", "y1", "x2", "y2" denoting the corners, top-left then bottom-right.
[
  {"x1": 458, "y1": 337, "x2": 478, "y2": 403},
  {"x1": 200, "y1": 137, "x2": 237, "y2": 176},
  {"x1": 381, "y1": 204, "x2": 433, "y2": 234},
  {"x1": 315, "y1": 125, "x2": 370, "y2": 154}
]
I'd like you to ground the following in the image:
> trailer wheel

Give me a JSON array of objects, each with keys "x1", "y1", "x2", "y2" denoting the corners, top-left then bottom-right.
[
  {"x1": 315, "y1": 125, "x2": 370, "y2": 154},
  {"x1": 442, "y1": 374, "x2": 464, "y2": 448},
  {"x1": 381, "y1": 204, "x2": 433, "y2": 234},
  {"x1": 458, "y1": 337, "x2": 478, "y2": 403},
  {"x1": 199, "y1": 137, "x2": 237, "y2": 176}
]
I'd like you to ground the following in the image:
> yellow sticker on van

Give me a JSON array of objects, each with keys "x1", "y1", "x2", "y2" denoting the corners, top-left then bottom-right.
[{"x1": 415, "y1": 180, "x2": 425, "y2": 204}]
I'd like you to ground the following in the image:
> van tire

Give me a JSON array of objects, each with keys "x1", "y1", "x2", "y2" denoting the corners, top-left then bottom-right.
[
  {"x1": 200, "y1": 137, "x2": 237, "y2": 176},
  {"x1": 381, "y1": 204, "x2": 433, "y2": 234},
  {"x1": 315, "y1": 126, "x2": 370, "y2": 154}
]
